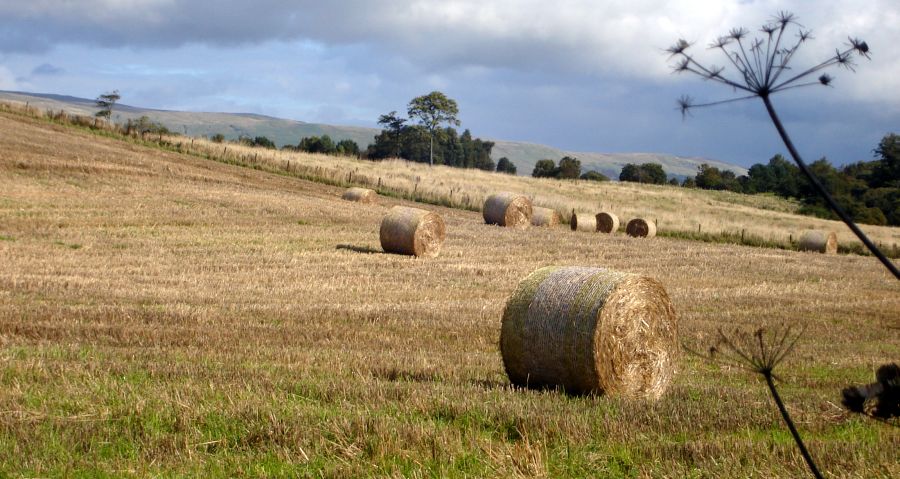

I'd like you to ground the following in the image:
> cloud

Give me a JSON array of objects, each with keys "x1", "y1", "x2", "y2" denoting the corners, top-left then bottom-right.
[
  {"x1": 0, "y1": 66, "x2": 21, "y2": 90},
  {"x1": 30, "y1": 63, "x2": 64, "y2": 76},
  {"x1": 3, "y1": 1, "x2": 896, "y2": 79}
]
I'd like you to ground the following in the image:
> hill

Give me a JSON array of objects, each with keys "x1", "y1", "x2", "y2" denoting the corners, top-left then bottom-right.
[{"x1": 0, "y1": 90, "x2": 746, "y2": 178}]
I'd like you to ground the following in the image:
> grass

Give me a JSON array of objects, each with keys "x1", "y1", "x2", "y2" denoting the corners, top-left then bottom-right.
[{"x1": 0, "y1": 107, "x2": 898, "y2": 477}]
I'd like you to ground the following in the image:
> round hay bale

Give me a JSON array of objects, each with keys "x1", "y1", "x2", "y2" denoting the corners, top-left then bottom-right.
[
  {"x1": 483, "y1": 192, "x2": 532, "y2": 229},
  {"x1": 379, "y1": 206, "x2": 446, "y2": 258},
  {"x1": 798, "y1": 230, "x2": 837, "y2": 254},
  {"x1": 500, "y1": 266, "x2": 678, "y2": 398},
  {"x1": 531, "y1": 207, "x2": 561, "y2": 227},
  {"x1": 570, "y1": 213, "x2": 598, "y2": 232},
  {"x1": 625, "y1": 218, "x2": 656, "y2": 238},
  {"x1": 595, "y1": 212, "x2": 620, "y2": 234},
  {"x1": 342, "y1": 187, "x2": 377, "y2": 204}
]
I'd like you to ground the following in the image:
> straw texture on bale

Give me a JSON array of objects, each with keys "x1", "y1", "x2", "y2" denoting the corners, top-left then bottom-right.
[
  {"x1": 531, "y1": 207, "x2": 561, "y2": 227},
  {"x1": 500, "y1": 266, "x2": 678, "y2": 398},
  {"x1": 379, "y1": 206, "x2": 446, "y2": 258},
  {"x1": 341, "y1": 187, "x2": 377, "y2": 204},
  {"x1": 798, "y1": 230, "x2": 838, "y2": 254},
  {"x1": 595, "y1": 212, "x2": 620, "y2": 234},
  {"x1": 483, "y1": 192, "x2": 532, "y2": 229},
  {"x1": 625, "y1": 218, "x2": 656, "y2": 238},
  {"x1": 570, "y1": 213, "x2": 598, "y2": 232}
]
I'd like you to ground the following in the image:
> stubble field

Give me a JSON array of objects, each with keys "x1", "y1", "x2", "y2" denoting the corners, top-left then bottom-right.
[{"x1": 0, "y1": 111, "x2": 898, "y2": 477}]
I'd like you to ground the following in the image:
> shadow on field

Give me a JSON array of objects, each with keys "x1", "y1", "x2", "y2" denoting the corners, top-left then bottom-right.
[
  {"x1": 371, "y1": 366, "x2": 444, "y2": 383},
  {"x1": 371, "y1": 367, "x2": 513, "y2": 391},
  {"x1": 336, "y1": 244, "x2": 385, "y2": 255}
]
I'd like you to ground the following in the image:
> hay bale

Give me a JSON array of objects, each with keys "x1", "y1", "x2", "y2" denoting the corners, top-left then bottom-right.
[
  {"x1": 379, "y1": 206, "x2": 446, "y2": 258},
  {"x1": 500, "y1": 266, "x2": 678, "y2": 398},
  {"x1": 531, "y1": 207, "x2": 561, "y2": 227},
  {"x1": 570, "y1": 213, "x2": 598, "y2": 232},
  {"x1": 625, "y1": 218, "x2": 656, "y2": 238},
  {"x1": 342, "y1": 187, "x2": 378, "y2": 204},
  {"x1": 595, "y1": 212, "x2": 620, "y2": 234},
  {"x1": 483, "y1": 192, "x2": 532, "y2": 229},
  {"x1": 798, "y1": 230, "x2": 837, "y2": 254}
]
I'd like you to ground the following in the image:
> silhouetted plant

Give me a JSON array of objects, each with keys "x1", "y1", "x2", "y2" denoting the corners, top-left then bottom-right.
[
  {"x1": 667, "y1": 12, "x2": 898, "y2": 279},
  {"x1": 688, "y1": 327, "x2": 823, "y2": 478},
  {"x1": 842, "y1": 363, "x2": 900, "y2": 426}
]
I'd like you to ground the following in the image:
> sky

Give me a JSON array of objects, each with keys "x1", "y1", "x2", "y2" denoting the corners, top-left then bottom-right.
[{"x1": 1, "y1": 0, "x2": 898, "y2": 168}]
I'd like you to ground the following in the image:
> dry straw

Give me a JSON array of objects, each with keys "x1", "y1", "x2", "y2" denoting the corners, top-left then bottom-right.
[
  {"x1": 531, "y1": 207, "x2": 561, "y2": 227},
  {"x1": 483, "y1": 192, "x2": 532, "y2": 229},
  {"x1": 596, "y1": 212, "x2": 620, "y2": 234},
  {"x1": 341, "y1": 187, "x2": 377, "y2": 204},
  {"x1": 626, "y1": 218, "x2": 656, "y2": 238},
  {"x1": 571, "y1": 212, "x2": 598, "y2": 232},
  {"x1": 798, "y1": 230, "x2": 838, "y2": 254},
  {"x1": 379, "y1": 206, "x2": 446, "y2": 258},
  {"x1": 500, "y1": 266, "x2": 678, "y2": 398}
]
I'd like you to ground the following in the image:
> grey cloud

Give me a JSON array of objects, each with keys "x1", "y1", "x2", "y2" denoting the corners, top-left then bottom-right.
[
  {"x1": 2, "y1": 0, "x2": 898, "y2": 107},
  {"x1": 31, "y1": 63, "x2": 64, "y2": 76}
]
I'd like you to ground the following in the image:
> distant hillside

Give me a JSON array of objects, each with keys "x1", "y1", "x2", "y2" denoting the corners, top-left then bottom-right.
[{"x1": 0, "y1": 90, "x2": 746, "y2": 178}]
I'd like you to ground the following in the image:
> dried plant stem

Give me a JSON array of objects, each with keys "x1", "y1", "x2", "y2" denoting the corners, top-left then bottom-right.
[
  {"x1": 761, "y1": 95, "x2": 900, "y2": 279},
  {"x1": 764, "y1": 372, "x2": 823, "y2": 479}
]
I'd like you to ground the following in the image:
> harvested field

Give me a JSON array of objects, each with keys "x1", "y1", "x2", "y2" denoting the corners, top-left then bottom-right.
[{"x1": 0, "y1": 111, "x2": 898, "y2": 477}]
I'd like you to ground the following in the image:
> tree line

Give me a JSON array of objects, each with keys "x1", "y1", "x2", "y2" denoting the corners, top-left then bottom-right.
[{"x1": 682, "y1": 134, "x2": 899, "y2": 226}]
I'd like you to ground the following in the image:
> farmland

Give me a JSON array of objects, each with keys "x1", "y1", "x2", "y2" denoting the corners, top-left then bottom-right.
[{"x1": 1, "y1": 108, "x2": 898, "y2": 477}]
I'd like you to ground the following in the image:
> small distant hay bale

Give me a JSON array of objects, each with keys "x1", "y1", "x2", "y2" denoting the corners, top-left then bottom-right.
[
  {"x1": 342, "y1": 187, "x2": 377, "y2": 204},
  {"x1": 483, "y1": 192, "x2": 532, "y2": 229},
  {"x1": 379, "y1": 206, "x2": 446, "y2": 258},
  {"x1": 798, "y1": 230, "x2": 838, "y2": 254},
  {"x1": 625, "y1": 218, "x2": 656, "y2": 238},
  {"x1": 531, "y1": 207, "x2": 561, "y2": 227},
  {"x1": 500, "y1": 266, "x2": 678, "y2": 398},
  {"x1": 595, "y1": 212, "x2": 620, "y2": 234},
  {"x1": 570, "y1": 213, "x2": 598, "y2": 232}
]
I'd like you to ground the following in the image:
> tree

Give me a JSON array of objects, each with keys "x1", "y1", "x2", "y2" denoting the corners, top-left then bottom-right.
[
  {"x1": 532, "y1": 159, "x2": 558, "y2": 178},
  {"x1": 407, "y1": 91, "x2": 460, "y2": 166},
  {"x1": 619, "y1": 163, "x2": 641, "y2": 182},
  {"x1": 94, "y1": 90, "x2": 120, "y2": 120},
  {"x1": 210, "y1": 133, "x2": 225, "y2": 143},
  {"x1": 619, "y1": 163, "x2": 667, "y2": 184},
  {"x1": 557, "y1": 156, "x2": 581, "y2": 179},
  {"x1": 496, "y1": 157, "x2": 517, "y2": 175},
  {"x1": 252, "y1": 136, "x2": 276, "y2": 149},
  {"x1": 336, "y1": 139, "x2": 360, "y2": 157},
  {"x1": 580, "y1": 171, "x2": 609, "y2": 182},
  {"x1": 640, "y1": 163, "x2": 667, "y2": 184},
  {"x1": 695, "y1": 164, "x2": 724, "y2": 190},
  {"x1": 297, "y1": 135, "x2": 336, "y2": 154},
  {"x1": 872, "y1": 133, "x2": 900, "y2": 188},
  {"x1": 377, "y1": 111, "x2": 406, "y2": 158}
]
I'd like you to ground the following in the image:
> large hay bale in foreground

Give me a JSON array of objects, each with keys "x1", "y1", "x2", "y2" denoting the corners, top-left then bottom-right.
[
  {"x1": 798, "y1": 230, "x2": 838, "y2": 254},
  {"x1": 570, "y1": 213, "x2": 598, "y2": 232},
  {"x1": 596, "y1": 212, "x2": 620, "y2": 234},
  {"x1": 625, "y1": 218, "x2": 656, "y2": 238},
  {"x1": 342, "y1": 187, "x2": 377, "y2": 204},
  {"x1": 531, "y1": 207, "x2": 561, "y2": 227},
  {"x1": 379, "y1": 206, "x2": 446, "y2": 258},
  {"x1": 483, "y1": 192, "x2": 532, "y2": 229},
  {"x1": 500, "y1": 266, "x2": 678, "y2": 398}
]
